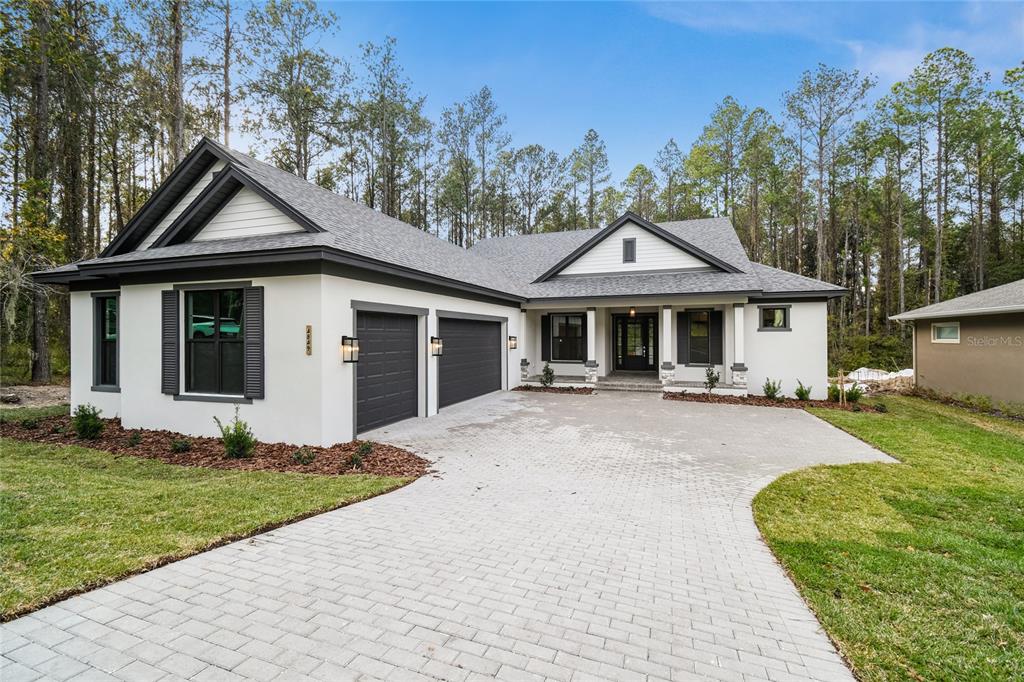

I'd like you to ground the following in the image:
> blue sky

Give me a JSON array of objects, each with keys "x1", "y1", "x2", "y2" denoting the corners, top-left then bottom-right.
[{"x1": 315, "y1": 2, "x2": 1022, "y2": 178}]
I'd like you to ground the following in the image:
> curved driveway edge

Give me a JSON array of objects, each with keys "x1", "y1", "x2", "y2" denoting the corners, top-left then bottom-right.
[{"x1": 1, "y1": 392, "x2": 891, "y2": 682}]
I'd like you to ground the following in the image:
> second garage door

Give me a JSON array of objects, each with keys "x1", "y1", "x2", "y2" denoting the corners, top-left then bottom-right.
[
  {"x1": 356, "y1": 311, "x2": 418, "y2": 433},
  {"x1": 438, "y1": 317, "x2": 502, "y2": 408}
]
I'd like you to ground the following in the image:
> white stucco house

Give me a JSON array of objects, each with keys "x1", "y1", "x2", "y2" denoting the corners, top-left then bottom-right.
[{"x1": 37, "y1": 138, "x2": 845, "y2": 446}]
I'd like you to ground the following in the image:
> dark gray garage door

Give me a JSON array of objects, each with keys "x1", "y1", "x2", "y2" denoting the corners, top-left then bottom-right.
[
  {"x1": 438, "y1": 317, "x2": 502, "y2": 408},
  {"x1": 356, "y1": 311, "x2": 418, "y2": 433}
]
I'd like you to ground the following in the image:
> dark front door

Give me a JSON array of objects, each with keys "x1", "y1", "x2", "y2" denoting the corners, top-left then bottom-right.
[
  {"x1": 438, "y1": 317, "x2": 502, "y2": 408},
  {"x1": 356, "y1": 311, "x2": 419, "y2": 433},
  {"x1": 613, "y1": 314, "x2": 658, "y2": 371}
]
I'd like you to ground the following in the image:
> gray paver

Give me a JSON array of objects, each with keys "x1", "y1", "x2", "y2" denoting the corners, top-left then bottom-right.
[{"x1": 0, "y1": 392, "x2": 890, "y2": 680}]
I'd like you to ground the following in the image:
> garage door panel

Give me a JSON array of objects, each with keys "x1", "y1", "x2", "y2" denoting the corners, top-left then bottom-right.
[
  {"x1": 356, "y1": 311, "x2": 418, "y2": 433},
  {"x1": 439, "y1": 318, "x2": 502, "y2": 408}
]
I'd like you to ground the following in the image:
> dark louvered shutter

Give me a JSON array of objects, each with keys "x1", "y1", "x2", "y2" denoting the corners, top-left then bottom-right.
[
  {"x1": 710, "y1": 310, "x2": 723, "y2": 365},
  {"x1": 161, "y1": 290, "x2": 179, "y2": 394},
  {"x1": 541, "y1": 314, "x2": 551, "y2": 361},
  {"x1": 243, "y1": 286, "x2": 265, "y2": 399},
  {"x1": 677, "y1": 311, "x2": 689, "y2": 365}
]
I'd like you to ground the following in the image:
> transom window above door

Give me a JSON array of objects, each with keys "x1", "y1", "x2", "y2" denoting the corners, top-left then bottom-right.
[{"x1": 185, "y1": 289, "x2": 244, "y2": 394}]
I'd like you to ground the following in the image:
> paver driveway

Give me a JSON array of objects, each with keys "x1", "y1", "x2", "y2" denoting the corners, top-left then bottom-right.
[{"x1": 1, "y1": 392, "x2": 891, "y2": 682}]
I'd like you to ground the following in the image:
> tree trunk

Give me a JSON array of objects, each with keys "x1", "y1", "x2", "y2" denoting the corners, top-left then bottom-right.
[
  {"x1": 223, "y1": 0, "x2": 231, "y2": 145},
  {"x1": 170, "y1": 0, "x2": 185, "y2": 162}
]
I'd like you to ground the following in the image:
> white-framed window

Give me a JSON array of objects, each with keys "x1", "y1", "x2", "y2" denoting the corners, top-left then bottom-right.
[{"x1": 931, "y1": 321, "x2": 960, "y2": 344}]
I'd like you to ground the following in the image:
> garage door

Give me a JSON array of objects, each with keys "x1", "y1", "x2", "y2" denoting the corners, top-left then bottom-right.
[
  {"x1": 356, "y1": 311, "x2": 418, "y2": 433},
  {"x1": 438, "y1": 317, "x2": 502, "y2": 408}
]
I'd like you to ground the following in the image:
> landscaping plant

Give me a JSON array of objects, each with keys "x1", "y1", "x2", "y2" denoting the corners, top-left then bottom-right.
[
  {"x1": 126, "y1": 431, "x2": 143, "y2": 447},
  {"x1": 844, "y1": 382, "x2": 864, "y2": 403},
  {"x1": 170, "y1": 437, "x2": 192, "y2": 453},
  {"x1": 827, "y1": 383, "x2": 842, "y2": 402},
  {"x1": 794, "y1": 380, "x2": 812, "y2": 401},
  {"x1": 71, "y1": 404, "x2": 104, "y2": 439},
  {"x1": 292, "y1": 447, "x2": 316, "y2": 465},
  {"x1": 762, "y1": 378, "x2": 782, "y2": 401},
  {"x1": 213, "y1": 407, "x2": 256, "y2": 459},
  {"x1": 19, "y1": 417, "x2": 39, "y2": 430},
  {"x1": 351, "y1": 441, "x2": 373, "y2": 469},
  {"x1": 703, "y1": 367, "x2": 720, "y2": 393},
  {"x1": 540, "y1": 362, "x2": 555, "y2": 387}
]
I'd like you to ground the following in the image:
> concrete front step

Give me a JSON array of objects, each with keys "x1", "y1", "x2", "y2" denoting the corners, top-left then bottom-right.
[{"x1": 596, "y1": 382, "x2": 664, "y2": 393}]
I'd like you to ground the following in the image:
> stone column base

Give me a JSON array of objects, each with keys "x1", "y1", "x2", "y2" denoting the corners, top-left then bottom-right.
[
  {"x1": 584, "y1": 361, "x2": 599, "y2": 383},
  {"x1": 731, "y1": 363, "x2": 748, "y2": 388},
  {"x1": 660, "y1": 362, "x2": 675, "y2": 385},
  {"x1": 520, "y1": 359, "x2": 530, "y2": 381}
]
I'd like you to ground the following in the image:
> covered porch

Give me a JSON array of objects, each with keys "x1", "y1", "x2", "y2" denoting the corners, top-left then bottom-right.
[{"x1": 518, "y1": 297, "x2": 751, "y2": 392}]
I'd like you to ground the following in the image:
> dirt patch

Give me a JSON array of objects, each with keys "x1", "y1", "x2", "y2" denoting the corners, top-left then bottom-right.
[
  {"x1": 513, "y1": 385, "x2": 594, "y2": 395},
  {"x1": 0, "y1": 416, "x2": 430, "y2": 478},
  {"x1": 662, "y1": 391, "x2": 883, "y2": 413},
  {"x1": 0, "y1": 383, "x2": 69, "y2": 408}
]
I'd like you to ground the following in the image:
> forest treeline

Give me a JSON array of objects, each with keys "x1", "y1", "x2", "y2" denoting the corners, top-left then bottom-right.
[{"x1": 2, "y1": 0, "x2": 1023, "y2": 383}]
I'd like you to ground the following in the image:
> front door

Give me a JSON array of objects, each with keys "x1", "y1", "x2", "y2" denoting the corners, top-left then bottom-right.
[{"x1": 613, "y1": 314, "x2": 658, "y2": 371}]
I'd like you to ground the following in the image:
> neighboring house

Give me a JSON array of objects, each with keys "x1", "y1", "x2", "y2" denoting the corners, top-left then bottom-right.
[
  {"x1": 891, "y1": 279, "x2": 1024, "y2": 404},
  {"x1": 37, "y1": 138, "x2": 844, "y2": 446}
]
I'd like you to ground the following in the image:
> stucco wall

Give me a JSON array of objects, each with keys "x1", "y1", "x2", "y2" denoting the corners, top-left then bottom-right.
[
  {"x1": 914, "y1": 313, "x2": 1024, "y2": 404},
  {"x1": 744, "y1": 301, "x2": 828, "y2": 399},
  {"x1": 70, "y1": 274, "x2": 522, "y2": 447}
]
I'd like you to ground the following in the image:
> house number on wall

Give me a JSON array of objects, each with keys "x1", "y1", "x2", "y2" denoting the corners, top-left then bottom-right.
[{"x1": 305, "y1": 325, "x2": 313, "y2": 355}]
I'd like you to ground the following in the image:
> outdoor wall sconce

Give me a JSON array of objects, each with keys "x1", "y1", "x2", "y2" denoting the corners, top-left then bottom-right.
[
  {"x1": 340, "y1": 336, "x2": 359, "y2": 363},
  {"x1": 508, "y1": 336, "x2": 518, "y2": 350},
  {"x1": 430, "y1": 336, "x2": 444, "y2": 356},
  {"x1": 628, "y1": 306, "x2": 637, "y2": 318}
]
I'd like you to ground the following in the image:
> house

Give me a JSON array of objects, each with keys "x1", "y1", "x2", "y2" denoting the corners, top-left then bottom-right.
[
  {"x1": 37, "y1": 138, "x2": 845, "y2": 446},
  {"x1": 891, "y1": 279, "x2": 1024, "y2": 404}
]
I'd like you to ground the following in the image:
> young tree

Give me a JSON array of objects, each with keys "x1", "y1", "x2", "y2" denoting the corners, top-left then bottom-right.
[
  {"x1": 511, "y1": 144, "x2": 559, "y2": 234},
  {"x1": 621, "y1": 163, "x2": 658, "y2": 219},
  {"x1": 654, "y1": 138, "x2": 683, "y2": 220},
  {"x1": 573, "y1": 128, "x2": 610, "y2": 229},
  {"x1": 469, "y1": 85, "x2": 508, "y2": 241}
]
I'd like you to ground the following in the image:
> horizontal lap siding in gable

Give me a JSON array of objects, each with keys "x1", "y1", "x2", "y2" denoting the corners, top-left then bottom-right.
[
  {"x1": 192, "y1": 186, "x2": 304, "y2": 241},
  {"x1": 560, "y1": 221, "x2": 710, "y2": 275},
  {"x1": 137, "y1": 160, "x2": 227, "y2": 250}
]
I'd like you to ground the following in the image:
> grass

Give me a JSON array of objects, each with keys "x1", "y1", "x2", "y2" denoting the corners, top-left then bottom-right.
[
  {"x1": 753, "y1": 396, "x2": 1024, "y2": 681},
  {"x1": 0, "y1": 403, "x2": 69, "y2": 424},
  {"x1": 1, "y1": 434, "x2": 408, "y2": 619}
]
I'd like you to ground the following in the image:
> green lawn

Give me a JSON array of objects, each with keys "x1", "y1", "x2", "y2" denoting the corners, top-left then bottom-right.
[
  {"x1": 1, "y1": 436, "x2": 408, "y2": 619},
  {"x1": 753, "y1": 396, "x2": 1024, "y2": 681}
]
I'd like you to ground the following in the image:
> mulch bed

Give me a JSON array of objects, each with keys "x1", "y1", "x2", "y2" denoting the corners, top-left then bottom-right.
[
  {"x1": 663, "y1": 391, "x2": 884, "y2": 412},
  {"x1": 513, "y1": 385, "x2": 594, "y2": 395},
  {"x1": 0, "y1": 416, "x2": 430, "y2": 478}
]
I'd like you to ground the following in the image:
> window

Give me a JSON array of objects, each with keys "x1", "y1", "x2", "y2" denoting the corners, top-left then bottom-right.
[
  {"x1": 94, "y1": 295, "x2": 118, "y2": 387},
  {"x1": 622, "y1": 238, "x2": 636, "y2": 263},
  {"x1": 688, "y1": 310, "x2": 710, "y2": 364},
  {"x1": 759, "y1": 306, "x2": 790, "y2": 331},
  {"x1": 931, "y1": 321, "x2": 960, "y2": 344},
  {"x1": 551, "y1": 313, "x2": 585, "y2": 362},
  {"x1": 185, "y1": 289, "x2": 244, "y2": 394}
]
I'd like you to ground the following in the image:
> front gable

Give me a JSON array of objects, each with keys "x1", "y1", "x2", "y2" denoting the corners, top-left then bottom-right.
[
  {"x1": 192, "y1": 186, "x2": 304, "y2": 242},
  {"x1": 535, "y1": 212, "x2": 741, "y2": 282}
]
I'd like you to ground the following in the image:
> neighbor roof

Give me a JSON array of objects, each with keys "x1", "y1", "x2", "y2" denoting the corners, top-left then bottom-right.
[
  {"x1": 37, "y1": 138, "x2": 845, "y2": 302},
  {"x1": 890, "y1": 278, "x2": 1024, "y2": 321}
]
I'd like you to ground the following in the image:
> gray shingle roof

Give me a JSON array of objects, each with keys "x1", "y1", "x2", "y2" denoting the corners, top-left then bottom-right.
[
  {"x1": 890, "y1": 279, "x2": 1024, "y2": 320},
  {"x1": 41, "y1": 138, "x2": 845, "y2": 301}
]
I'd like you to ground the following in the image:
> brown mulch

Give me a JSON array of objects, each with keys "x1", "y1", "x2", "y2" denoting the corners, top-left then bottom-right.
[
  {"x1": 513, "y1": 385, "x2": 595, "y2": 395},
  {"x1": 0, "y1": 416, "x2": 430, "y2": 478},
  {"x1": 662, "y1": 391, "x2": 884, "y2": 412}
]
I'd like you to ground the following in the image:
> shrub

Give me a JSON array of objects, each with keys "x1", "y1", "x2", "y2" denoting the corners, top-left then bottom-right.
[
  {"x1": 126, "y1": 431, "x2": 143, "y2": 447},
  {"x1": 703, "y1": 367, "x2": 720, "y2": 393},
  {"x1": 852, "y1": 403, "x2": 862, "y2": 412},
  {"x1": 19, "y1": 417, "x2": 39, "y2": 430},
  {"x1": 762, "y1": 378, "x2": 782, "y2": 401},
  {"x1": 213, "y1": 407, "x2": 256, "y2": 459},
  {"x1": 845, "y1": 383, "x2": 864, "y2": 403},
  {"x1": 170, "y1": 437, "x2": 192, "y2": 453},
  {"x1": 540, "y1": 362, "x2": 555, "y2": 387},
  {"x1": 875, "y1": 402, "x2": 888, "y2": 413},
  {"x1": 292, "y1": 447, "x2": 316, "y2": 465},
  {"x1": 794, "y1": 381, "x2": 812, "y2": 401},
  {"x1": 72, "y1": 404, "x2": 104, "y2": 439},
  {"x1": 958, "y1": 393, "x2": 993, "y2": 413},
  {"x1": 827, "y1": 384, "x2": 842, "y2": 402}
]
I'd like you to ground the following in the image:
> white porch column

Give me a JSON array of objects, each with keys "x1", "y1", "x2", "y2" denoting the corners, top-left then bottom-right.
[
  {"x1": 731, "y1": 303, "x2": 748, "y2": 388},
  {"x1": 519, "y1": 309, "x2": 530, "y2": 381},
  {"x1": 585, "y1": 307, "x2": 598, "y2": 383},
  {"x1": 660, "y1": 305, "x2": 674, "y2": 384}
]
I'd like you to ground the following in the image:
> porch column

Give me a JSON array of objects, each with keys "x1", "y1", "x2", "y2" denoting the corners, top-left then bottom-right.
[
  {"x1": 660, "y1": 305, "x2": 674, "y2": 384},
  {"x1": 731, "y1": 303, "x2": 748, "y2": 388},
  {"x1": 519, "y1": 309, "x2": 529, "y2": 381},
  {"x1": 585, "y1": 307, "x2": 598, "y2": 383}
]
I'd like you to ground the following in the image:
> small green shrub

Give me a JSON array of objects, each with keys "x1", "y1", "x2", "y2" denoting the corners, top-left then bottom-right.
[
  {"x1": 827, "y1": 384, "x2": 842, "y2": 402},
  {"x1": 958, "y1": 393, "x2": 993, "y2": 413},
  {"x1": 794, "y1": 381, "x2": 812, "y2": 401},
  {"x1": 19, "y1": 417, "x2": 39, "y2": 430},
  {"x1": 875, "y1": 402, "x2": 888, "y2": 413},
  {"x1": 126, "y1": 431, "x2": 143, "y2": 447},
  {"x1": 852, "y1": 403, "x2": 862, "y2": 412},
  {"x1": 213, "y1": 407, "x2": 256, "y2": 459},
  {"x1": 762, "y1": 378, "x2": 782, "y2": 401},
  {"x1": 350, "y1": 441, "x2": 373, "y2": 469},
  {"x1": 292, "y1": 447, "x2": 316, "y2": 465},
  {"x1": 50, "y1": 423, "x2": 65, "y2": 434},
  {"x1": 703, "y1": 367, "x2": 720, "y2": 393},
  {"x1": 845, "y1": 383, "x2": 864, "y2": 403},
  {"x1": 72, "y1": 404, "x2": 104, "y2": 439},
  {"x1": 540, "y1": 362, "x2": 555, "y2": 387},
  {"x1": 170, "y1": 437, "x2": 192, "y2": 453}
]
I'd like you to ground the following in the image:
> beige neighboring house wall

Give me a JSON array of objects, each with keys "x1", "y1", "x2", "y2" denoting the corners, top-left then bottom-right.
[{"x1": 913, "y1": 313, "x2": 1024, "y2": 404}]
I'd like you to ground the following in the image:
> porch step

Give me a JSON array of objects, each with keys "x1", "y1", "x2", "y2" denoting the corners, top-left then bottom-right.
[{"x1": 596, "y1": 379, "x2": 664, "y2": 393}]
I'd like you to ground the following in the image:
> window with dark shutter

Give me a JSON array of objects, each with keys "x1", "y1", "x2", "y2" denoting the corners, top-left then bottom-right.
[
  {"x1": 161, "y1": 290, "x2": 180, "y2": 394},
  {"x1": 94, "y1": 294, "x2": 119, "y2": 388},
  {"x1": 678, "y1": 309, "x2": 723, "y2": 365},
  {"x1": 184, "y1": 288, "x2": 245, "y2": 395},
  {"x1": 243, "y1": 286, "x2": 264, "y2": 399}
]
